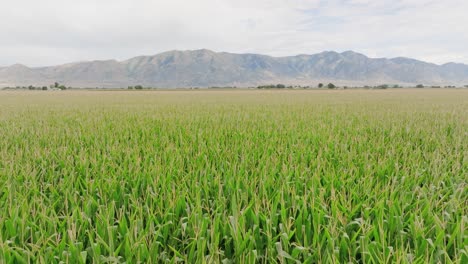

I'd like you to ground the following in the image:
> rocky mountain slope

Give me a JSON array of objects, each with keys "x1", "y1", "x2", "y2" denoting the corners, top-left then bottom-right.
[{"x1": 1, "y1": 49, "x2": 468, "y2": 87}]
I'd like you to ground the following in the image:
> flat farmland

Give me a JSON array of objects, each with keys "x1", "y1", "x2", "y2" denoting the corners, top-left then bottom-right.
[{"x1": 0, "y1": 89, "x2": 466, "y2": 263}]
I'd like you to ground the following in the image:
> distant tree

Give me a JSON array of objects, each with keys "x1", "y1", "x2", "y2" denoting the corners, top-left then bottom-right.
[
  {"x1": 54, "y1": 82, "x2": 59, "y2": 88},
  {"x1": 128, "y1": 86, "x2": 134, "y2": 90},
  {"x1": 327, "y1": 83, "x2": 336, "y2": 89},
  {"x1": 376, "y1": 84, "x2": 389, "y2": 89},
  {"x1": 464, "y1": 85, "x2": 468, "y2": 88},
  {"x1": 42, "y1": 86, "x2": 48, "y2": 90},
  {"x1": 416, "y1": 84, "x2": 424, "y2": 88},
  {"x1": 257, "y1": 84, "x2": 277, "y2": 89},
  {"x1": 393, "y1": 85, "x2": 400, "y2": 88},
  {"x1": 276, "y1": 84, "x2": 286, "y2": 88},
  {"x1": 318, "y1": 83, "x2": 324, "y2": 88},
  {"x1": 28, "y1": 85, "x2": 34, "y2": 90},
  {"x1": 135, "y1": 85, "x2": 143, "y2": 90},
  {"x1": 58, "y1": 85, "x2": 66, "y2": 90}
]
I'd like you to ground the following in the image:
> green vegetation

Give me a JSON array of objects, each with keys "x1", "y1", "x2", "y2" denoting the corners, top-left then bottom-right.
[
  {"x1": 0, "y1": 90, "x2": 466, "y2": 263},
  {"x1": 51, "y1": 82, "x2": 67, "y2": 90},
  {"x1": 257, "y1": 84, "x2": 286, "y2": 89},
  {"x1": 327, "y1": 83, "x2": 336, "y2": 89},
  {"x1": 26, "y1": 85, "x2": 51, "y2": 91}
]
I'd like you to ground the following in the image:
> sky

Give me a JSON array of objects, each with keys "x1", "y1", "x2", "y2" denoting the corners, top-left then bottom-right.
[{"x1": 1, "y1": 0, "x2": 467, "y2": 67}]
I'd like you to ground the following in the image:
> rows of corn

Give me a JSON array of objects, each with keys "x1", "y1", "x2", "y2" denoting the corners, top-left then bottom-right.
[{"x1": 0, "y1": 90, "x2": 466, "y2": 263}]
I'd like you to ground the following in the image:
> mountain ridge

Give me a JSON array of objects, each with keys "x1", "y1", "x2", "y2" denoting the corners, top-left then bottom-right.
[{"x1": 1, "y1": 50, "x2": 468, "y2": 87}]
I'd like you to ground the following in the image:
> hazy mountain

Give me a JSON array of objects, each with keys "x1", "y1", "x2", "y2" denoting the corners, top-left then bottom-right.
[{"x1": 2, "y1": 49, "x2": 468, "y2": 88}]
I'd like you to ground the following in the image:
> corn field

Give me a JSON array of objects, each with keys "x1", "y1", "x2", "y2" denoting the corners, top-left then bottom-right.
[{"x1": 0, "y1": 90, "x2": 467, "y2": 263}]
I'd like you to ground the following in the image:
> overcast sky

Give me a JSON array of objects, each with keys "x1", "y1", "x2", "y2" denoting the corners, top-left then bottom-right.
[{"x1": 1, "y1": 0, "x2": 467, "y2": 67}]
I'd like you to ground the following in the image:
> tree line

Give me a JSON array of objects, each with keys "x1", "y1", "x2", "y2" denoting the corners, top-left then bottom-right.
[
  {"x1": 256, "y1": 83, "x2": 468, "y2": 89},
  {"x1": 5, "y1": 82, "x2": 68, "y2": 90}
]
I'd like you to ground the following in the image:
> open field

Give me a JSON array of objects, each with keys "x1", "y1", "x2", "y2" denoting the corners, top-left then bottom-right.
[{"x1": 0, "y1": 89, "x2": 467, "y2": 263}]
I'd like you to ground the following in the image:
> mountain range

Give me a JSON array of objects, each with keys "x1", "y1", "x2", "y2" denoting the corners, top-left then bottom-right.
[{"x1": 1, "y1": 49, "x2": 468, "y2": 88}]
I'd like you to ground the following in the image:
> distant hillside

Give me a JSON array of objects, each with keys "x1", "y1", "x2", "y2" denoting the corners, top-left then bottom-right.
[{"x1": 1, "y1": 49, "x2": 468, "y2": 88}]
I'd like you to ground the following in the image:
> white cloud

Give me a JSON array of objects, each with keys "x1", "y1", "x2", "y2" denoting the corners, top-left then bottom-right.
[{"x1": 0, "y1": 0, "x2": 467, "y2": 66}]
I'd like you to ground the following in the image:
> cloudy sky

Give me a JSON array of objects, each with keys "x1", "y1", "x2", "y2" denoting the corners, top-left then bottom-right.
[{"x1": 1, "y1": 0, "x2": 467, "y2": 66}]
